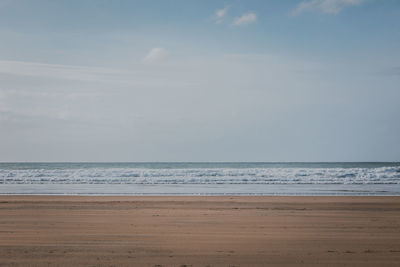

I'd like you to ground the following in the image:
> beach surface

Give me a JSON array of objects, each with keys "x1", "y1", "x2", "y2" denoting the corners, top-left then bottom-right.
[{"x1": 0, "y1": 196, "x2": 399, "y2": 266}]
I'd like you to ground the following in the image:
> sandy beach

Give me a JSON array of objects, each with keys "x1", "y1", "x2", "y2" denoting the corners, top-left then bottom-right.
[{"x1": 0, "y1": 196, "x2": 399, "y2": 266}]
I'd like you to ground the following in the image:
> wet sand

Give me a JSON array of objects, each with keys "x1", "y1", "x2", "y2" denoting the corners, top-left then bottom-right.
[{"x1": 0, "y1": 196, "x2": 399, "y2": 266}]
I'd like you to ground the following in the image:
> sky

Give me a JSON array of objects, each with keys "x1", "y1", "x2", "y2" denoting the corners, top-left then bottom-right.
[{"x1": 0, "y1": 0, "x2": 399, "y2": 162}]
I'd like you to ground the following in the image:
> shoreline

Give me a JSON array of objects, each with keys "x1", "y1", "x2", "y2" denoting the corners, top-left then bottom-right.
[
  {"x1": 2, "y1": 183, "x2": 399, "y2": 196},
  {"x1": 1, "y1": 196, "x2": 400, "y2": 266}
]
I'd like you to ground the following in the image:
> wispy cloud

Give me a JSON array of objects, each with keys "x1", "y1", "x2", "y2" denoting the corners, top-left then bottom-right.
[
  {"x1": 0, "y1": 59, "x2": 194, "y2": 89},
  {"x1": 142, "y1": 47, "x2": 168, "y2": 64},
  {"x1": 390, "y1": 67, "x2": 400, "y2": 76},
  {"x1": 378, "y1": 67, "x2": 400, "y2": 77},
  {"x1": 0, "y1": 0, "x2": 14, "y2": 9},
  {"x1": 0, "y1": 60, "x2": 127, "y2": 82},
  {"x1": 232, "y1": 12, "x2": 257, "y2": 26},
  {"x1": 214, "y1": 6, "x2": 229, "y2": 24},
  {"x1": 291, "y1": 0, "x2": 365, "y2": 15}
]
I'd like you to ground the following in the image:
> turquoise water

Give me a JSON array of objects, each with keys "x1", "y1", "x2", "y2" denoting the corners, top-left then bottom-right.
[{"x1": 1, "y1": 162, "x2": 399, "y2": 195}]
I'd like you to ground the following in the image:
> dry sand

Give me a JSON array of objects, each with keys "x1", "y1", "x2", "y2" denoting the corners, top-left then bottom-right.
[{"x1": 0, "y1": 196, "x2": 399, "y2": 266}]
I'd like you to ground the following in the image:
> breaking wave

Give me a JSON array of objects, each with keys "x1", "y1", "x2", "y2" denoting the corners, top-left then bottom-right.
[{"x1": 1, "y1": 166, "x2": 399, "y2": 185}]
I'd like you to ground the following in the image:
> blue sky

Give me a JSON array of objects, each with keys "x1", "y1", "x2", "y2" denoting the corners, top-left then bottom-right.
[{"x1": 0, "y1": 0, "x2": 399, "y2": 161}]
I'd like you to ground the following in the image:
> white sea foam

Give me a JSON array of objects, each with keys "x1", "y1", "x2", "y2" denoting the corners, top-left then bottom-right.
[{"x1": 1, "y1": 167, "x2": 399, "y2": 185}]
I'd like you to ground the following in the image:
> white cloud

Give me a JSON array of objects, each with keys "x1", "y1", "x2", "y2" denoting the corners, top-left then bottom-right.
[
  {"x1": 142, "y1": 47, "x2": 168, "y2": 64},
  {"x1": 291, "y1": 0, "x2": 365, "y2": 15},
  {"x1": 215, "y1": 6, "x2": 229, "y2": 24},
  {"x1": 232, "y1": 12, "x2": 257, "y2": 26}
]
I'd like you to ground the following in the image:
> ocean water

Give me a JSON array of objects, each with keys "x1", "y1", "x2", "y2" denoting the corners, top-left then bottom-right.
[{"x1": 1, "y1": 162, "x2": 400, "y2": 195}]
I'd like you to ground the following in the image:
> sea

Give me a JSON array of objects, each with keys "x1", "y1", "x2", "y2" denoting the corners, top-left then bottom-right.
[{"x1": 1, "y1": 162, "x2": 400, "y2": 195}]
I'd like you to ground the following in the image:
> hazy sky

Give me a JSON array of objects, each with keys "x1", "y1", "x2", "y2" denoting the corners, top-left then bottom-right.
[{"x1": 0, "y1": 0, "x2": 399, "y2": 162}]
